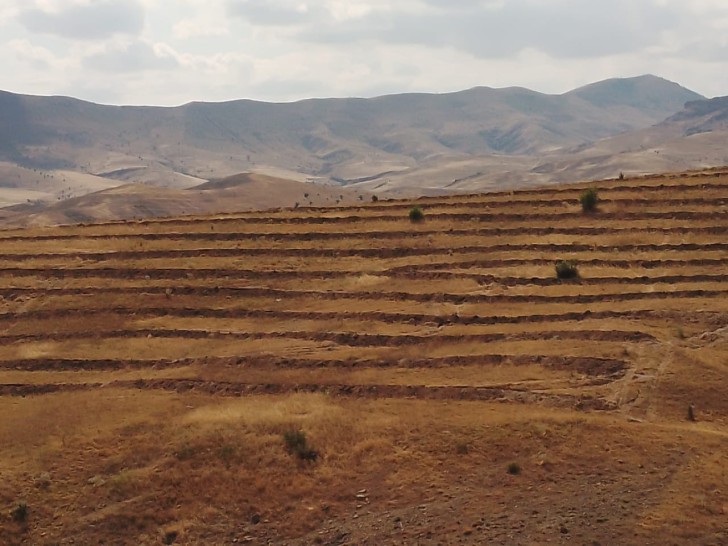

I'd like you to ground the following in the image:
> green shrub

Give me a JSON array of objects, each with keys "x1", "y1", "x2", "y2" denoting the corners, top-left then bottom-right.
[
  {"x1": 507, "y1": 462, "x2": 521, "y2": 475},
  {"x1": 555, "y1": 260, "x2": 579, "y2": 279},
  {"x1": 579, "y1": 187, "x2": 598, "y2": 212},
  {"x1": 409, "y1": 206, "x2": 424, "y2": 222},
  {"x1": 283, "y1": 429, "x2": 318, "y2": 461},
  {"x1": 10, "y1": 501, "x2": 27, "y2": 522}
]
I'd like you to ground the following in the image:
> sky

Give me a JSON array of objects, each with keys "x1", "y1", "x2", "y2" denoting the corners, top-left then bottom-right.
[{"x1": 2, "y1": 0, "x2": 728, "y2": 106}]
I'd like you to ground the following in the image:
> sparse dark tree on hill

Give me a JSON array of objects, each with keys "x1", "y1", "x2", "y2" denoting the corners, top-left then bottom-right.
[
  {"x1": 409, "y1": 206, "x2": 424, "y2": 222},
  {"x1": 580, "y1": 187, "x2": 598, "y2": 213},
  {"x1": 555, "y1": 260, "x2": 579, "y2": 279},
  {"x1": 283, "y1": 429, "x2": 318, "y2": 461}
]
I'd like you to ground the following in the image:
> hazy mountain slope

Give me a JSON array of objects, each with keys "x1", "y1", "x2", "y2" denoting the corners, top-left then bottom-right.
[
  {"x1": 527, "y1": 95, "x2": 728, "y2": 183},
  {"x1": 348, "y1": 95, "x2": 728, "y2": 195},
  {"x1": 0, "y1": 75, "x2": 702, "y2": 207},
  {"x1": 0, "y1": 173, "x2": 369, "y2": 227},
  {"x1": 566, "y1": 74, "x2": 699, "y2": 115}
]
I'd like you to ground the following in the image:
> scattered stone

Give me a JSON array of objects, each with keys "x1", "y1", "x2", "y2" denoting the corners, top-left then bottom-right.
[
  {"x1": 36, "y1": 472, "x2": 51, "y2": 489},
  {"x1": 87, "y1": 475, "x2": 105, "y2": 487}
]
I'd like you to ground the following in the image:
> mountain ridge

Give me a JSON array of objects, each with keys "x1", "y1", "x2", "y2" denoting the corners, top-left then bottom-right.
[{"x1": 0, "y1": 74, "x2": 711, "y2": 209}]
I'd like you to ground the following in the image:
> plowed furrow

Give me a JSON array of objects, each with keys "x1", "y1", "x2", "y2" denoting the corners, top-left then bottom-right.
[
  {"x1": 0, "y1": 328, "x2": 655, "y2": 345},
  {"x1": 0, "y1": 241, "x2": 727, "y2": 262},
  {"x1": 0, "y1": 383, "x2": 98, "y2": 396},
  {"x1": 1, "y1": 224, "x2": 727, "y2": 246},
  {"x1": 7, "y1": 210, "x2": 728, "y2": 227},
  {"x1": 0, "y1": 379, "x2": 616, "y2": 410},
  {"x1": 351, "y1": 179, "x2": 728, "y2": 204},
  {"x1": 390, "y1": 257, "x2": 728, "y2": 272},
  {"x1": 1, "y1": 267, "x2": 727, "y2": 288},
  {"x1": 295, "y1": 196, "x2": 728, "y2": 212},
  {"x1": 0, "y1": 286, "x2": 725, "y2": 304},
  {"x1": 0, "y1": 306, "x2": 714, "y2": 328},
  {"x1": 0, "y1": 354, "x2": 626, "y2": 375}
]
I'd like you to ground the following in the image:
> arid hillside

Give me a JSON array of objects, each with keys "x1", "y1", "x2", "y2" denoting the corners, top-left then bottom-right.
[
  {"x1": 353, "y1": 96, "x2": 728, "y2": 195},
  {"x1": 0, "y1": 75, "x2": 703, "y2": 207},
  {"x1": 0, "y1": 173, "x2": 370, "y2": 228},
  {"x1": 0, "y1": 169, "x2": 726, "y2": 545}
]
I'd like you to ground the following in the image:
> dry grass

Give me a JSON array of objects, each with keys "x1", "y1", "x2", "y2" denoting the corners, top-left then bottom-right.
[{"x1": 0, "y1": 170, "x2": 727, "y2": 545}]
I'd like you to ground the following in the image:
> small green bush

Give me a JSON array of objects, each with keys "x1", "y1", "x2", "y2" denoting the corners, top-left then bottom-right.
[
  {"x1": 409, "y1": 206, "x2": 424, "y2": 222},
  {"x1": 555, "y1": 260, "x2": 579, "y2": 279},
  {"x1": 283, "y1": 429, "x2": 318, "y2": 461},
  {"x1": 10, "y1": 501, "x2": 27, "y2": 522},
  {"x1": 580, "y1": 187, "x2": 598, "y2": 212},
  {"x1": 507, "y1": 462, "x2": 521, "y2": 475}
]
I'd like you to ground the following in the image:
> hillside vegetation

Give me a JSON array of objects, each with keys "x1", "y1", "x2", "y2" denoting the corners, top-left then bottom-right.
[{"x1": 0, "y1": 169, "x2": 726, "y2": 544}]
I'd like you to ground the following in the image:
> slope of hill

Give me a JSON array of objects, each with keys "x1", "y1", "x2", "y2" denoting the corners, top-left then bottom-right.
[
  {"x1": 351, "y1": 95, "x2": 728, "y2": 195},
  {"x1": 0, "y1": 169, "x2": 726, "y2": 545},
  {"x1": 523, "y1": 95, "x2": 728, "y2": 184},
  {"x1": 0, "y1": 75, "x2": 703, "y2": 208},
  {"x1": 0, "y1": 173, "x2": 370, "y2": 227}
]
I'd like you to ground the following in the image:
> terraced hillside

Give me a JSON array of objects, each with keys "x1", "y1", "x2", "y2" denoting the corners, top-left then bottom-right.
[{"x1": 1, "y1": 170, "x2": 727, "y2": 545}]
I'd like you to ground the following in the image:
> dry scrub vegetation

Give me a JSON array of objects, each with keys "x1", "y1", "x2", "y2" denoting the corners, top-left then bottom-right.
[{"x1": 0, "y1": 169, "x2": 727, "y2": 545}]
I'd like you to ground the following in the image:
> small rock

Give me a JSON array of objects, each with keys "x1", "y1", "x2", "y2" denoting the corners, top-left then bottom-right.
[
  {"x1": 87, "y1": 476, "x2": 105, "y2": 487},
  {"x1": 36, "y1": 472, "x2": 51, "y2": 489},
  {"x1": 250, "y1": 513, "x2": 261, "y2": 525},
  {"x1": 560, "y1": 526, "x2": 569, "y2": 534}
]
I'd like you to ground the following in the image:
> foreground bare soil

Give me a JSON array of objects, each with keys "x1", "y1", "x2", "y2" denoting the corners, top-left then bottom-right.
[{"x1": 0, "y1": 169, "x2": 727, "y2": 545}]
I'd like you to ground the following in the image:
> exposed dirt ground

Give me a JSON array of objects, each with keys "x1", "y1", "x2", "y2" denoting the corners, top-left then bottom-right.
[{"x1": 0, "y1": 169, "x2": 727, "y2": 545}]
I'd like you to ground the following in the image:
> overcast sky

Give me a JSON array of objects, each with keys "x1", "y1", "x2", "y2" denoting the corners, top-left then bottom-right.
[{"x1": 2, "y1": 0, "x2": 728, "y2": 106}]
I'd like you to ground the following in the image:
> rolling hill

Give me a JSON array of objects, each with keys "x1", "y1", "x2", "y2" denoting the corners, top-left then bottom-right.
[
  {"x1": 352, "y1": 94, "x2": 728, "y2": 195},
  {"x1": 0, "y1": 75, "x2": 704, "y2": 209},
  {"x1": 0, "y1": 168, "x2": 725, "y2": 544},
  {"x1": 0, "y1": 173, "x2": 370, "y2": 227}
]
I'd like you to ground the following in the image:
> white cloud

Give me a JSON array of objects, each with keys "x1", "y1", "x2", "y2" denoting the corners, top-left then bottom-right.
[
  {"x1": 0, "y1": 0, "x2": 727, "y2": 104},
  {"x1": 18, "y1": 0, "x2": 145, "y2": 40},
  {"x1": 83, "y1": 39, "x2": 179, "y2": 72},
  {"x1": 173, "y1": 17, "x2": 229, "y2": 39},
  {"x1": 8, "y1": 39, "x2": 59, "y2": 70}
]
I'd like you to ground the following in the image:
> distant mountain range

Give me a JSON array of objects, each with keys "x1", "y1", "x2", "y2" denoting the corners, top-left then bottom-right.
[{"x1": 0, "y1": 74, "x2": 724, "y2": 212}]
